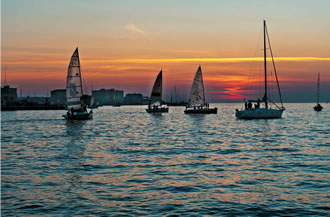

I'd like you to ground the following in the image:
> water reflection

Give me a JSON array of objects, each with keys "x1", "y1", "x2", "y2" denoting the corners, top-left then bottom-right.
[
  {"x1": 1, "y1": 104, "x2": 329, "y2": 216},
  {"x1": 64, "y1": 120, "x2": 87, "y2": 158},
  {"x1": 185, "y1": 113, "x2": 207, "y2": 131}
]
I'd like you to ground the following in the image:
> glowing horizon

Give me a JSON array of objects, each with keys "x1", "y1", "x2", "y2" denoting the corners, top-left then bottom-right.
[
  {"x1": 2, "y1": 0, "x2": 330, "y2": 101},
  {"x1": 3, "y1": 56, "x2": 330, "y2": 65}
]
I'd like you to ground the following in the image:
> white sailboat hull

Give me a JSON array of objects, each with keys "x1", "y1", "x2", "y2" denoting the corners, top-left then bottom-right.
[{"x1": 236, "y1": 108, "x2": 284, "y2": 119}]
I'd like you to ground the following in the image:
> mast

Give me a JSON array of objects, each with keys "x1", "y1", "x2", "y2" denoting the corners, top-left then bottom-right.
[
  {"x1": 4, "y1": 67, "x2": 7, "y2": 86},
  {"x1": 174, "y1": 85, "x2": 177, "y2": 103},
  {"x1": 199, "y1": 66, "x2": 206, "y2": 105},
  {"x1": 77, "y1": 47, "x2": 83, "y2": 95},
  {"x1": 317, "y1": 73, "x2": 320, "y2": 104},
  {"x1": 263, "y1": 20, "x2": 268, "y2": 108}
]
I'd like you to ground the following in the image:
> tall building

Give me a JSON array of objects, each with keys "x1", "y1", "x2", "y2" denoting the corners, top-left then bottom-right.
[
  {"x1": 92, "y1": 88, "x2": 124, "y2": 105},
  {"x1": 1, "y1": 85, "x2": 17, "y2": 106}
]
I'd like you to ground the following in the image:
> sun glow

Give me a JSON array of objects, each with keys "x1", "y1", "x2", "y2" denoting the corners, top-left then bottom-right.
[{"x1": 3, "y1": 57, "x2": 330, "y2": 66}]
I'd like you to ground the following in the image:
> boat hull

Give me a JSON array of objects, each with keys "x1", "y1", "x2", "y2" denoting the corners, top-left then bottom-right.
[
  {"x1": 313, "y1": 105, "x2": 323, "y2": 111},
  {"x1": 184, "y1": 107, "x2": 217, "y2": 114},
  {"x1": 146, "y1": 107, "x2": 169, "y2": 113},
  {"x1": 235, "y1": 108, "x2": 284, "y2": 119},
  {"x1": 63, "y1": 111, "x2": 93, "y2": 120}
]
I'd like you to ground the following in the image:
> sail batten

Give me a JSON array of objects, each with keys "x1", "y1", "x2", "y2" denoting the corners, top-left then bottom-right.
[
  {"x1": 149, "y1": 70, "x2": 163, "y2": 105},
  {"x1": 66, "y1": 48, "x2": 83, "y2": 110},
  {"x1": 188, "y1": 66, "x2": 205, "y2": 107}
]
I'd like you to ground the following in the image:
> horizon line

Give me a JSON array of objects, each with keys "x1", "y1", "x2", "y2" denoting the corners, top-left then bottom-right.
[{"x1": 3, "y1": 57, "x2": 330, "y2": 65}]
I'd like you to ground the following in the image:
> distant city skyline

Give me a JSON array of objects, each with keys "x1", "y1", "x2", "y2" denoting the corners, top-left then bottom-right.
[{"x1": 2, "y1": 0, "x2": 330, "y2": 102}]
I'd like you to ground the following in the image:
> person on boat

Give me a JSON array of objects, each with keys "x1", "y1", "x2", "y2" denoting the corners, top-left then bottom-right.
[
  {"x1": 248, "y1": 101, "x2": 252, "y2": 109},
  {"x1": 244, "y1": 102, "x2": 248, "y2": 110},
  {"x1": 257, "y1": 98, "x2": 260, "y2": 109}
]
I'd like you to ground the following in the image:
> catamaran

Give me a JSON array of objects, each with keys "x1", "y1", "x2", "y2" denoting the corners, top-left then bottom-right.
[
  {"x1": 146, "y1": 70, "x2": 169, "y2": 113},
  {"x1": 313, "y1": 73, "x2": 323, "y2": 111},
  {"x1": 63, "y1": 47, "x2": 93, "y2": 120},
  {"x1": 236, "y1": 20, "x2": 285, "y2": 119},
  {"x1": 184, "y1": 66, "x2": 217, "y2": 114}
]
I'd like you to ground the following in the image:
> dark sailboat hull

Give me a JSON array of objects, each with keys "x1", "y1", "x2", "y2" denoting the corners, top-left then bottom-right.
[
  {"x1": 63, "y1": 111, "x2": 93, "y2": 120},
  {"x1": 146, "y1": 107, "x2": 169, "y2": 113},
  {"x1": 313, "y1": 105, "x2": 323, "y2": 111},
  {"x1": 184, "y1": 107, "x2": 217, "y2": 114}
]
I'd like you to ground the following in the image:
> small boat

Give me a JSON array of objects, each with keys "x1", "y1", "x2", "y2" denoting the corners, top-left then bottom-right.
[
  {"x1": 89, "y1": 104, "x2": 99, "y2": 109},
  {"x1": 146, "y1": 70, "x2": 169, "y2": 113},
  {"x1": 63, "y1": 47, "x2": 93, "y2": 120},
  {"x1": 313, "y1": 73, "x2": 323, "y2": 111},
  {"x1": 236, "y1": 20, "x2": 285, "y2": 119},
  {"x1": 112, "y1": 102, "x2": 121, "y2": 107},
  {"x1": 87, "y1": 96, "x2": 98, "y2": 109},
  {"x1": 184, "y1": 66, "x2": 217, "y2": 114}
]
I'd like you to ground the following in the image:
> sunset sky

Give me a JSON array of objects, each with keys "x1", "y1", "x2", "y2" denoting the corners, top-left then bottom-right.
[{"x1": 2, "y1": 0, "x2": 330, "y2": 102}]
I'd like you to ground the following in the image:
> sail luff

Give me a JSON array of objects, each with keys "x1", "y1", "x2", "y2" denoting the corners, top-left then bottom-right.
[
  {"x1": 78, "y1": 49, "x2": 83, "y2": 96},
  {"x1": 149, "y1": 70, "x2": 162, "y2": 105},
  {"x1": 201, "y1": 67, "x2": 206, "y2": 105}
]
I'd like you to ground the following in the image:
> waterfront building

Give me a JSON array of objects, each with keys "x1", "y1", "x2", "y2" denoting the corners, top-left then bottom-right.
[
  {"x1": 92, "y1": 88, "x2": 124, "y2": 105},
  {"x1": 1, "y1": 85, "x2": 17, "y2": 106},
  {"x1": 50, "y1": 89, "x2": 66, "y2": 106},
  {"x1": 23, "y1": 96, "x2": 50, "y2": 105},
  {"x1": 124, "y1": 93, "x2": 149, "y2": 105}
]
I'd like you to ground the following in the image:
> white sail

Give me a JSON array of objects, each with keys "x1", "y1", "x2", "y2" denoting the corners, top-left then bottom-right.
[
  {"x1": 149, "y1": 70, "x2": 162, "y2": 105},
  {"x1": 66, "y1": 48, "x2": 83, "y2": 110},
  {"x1": 188, "y1": 66, "x2": 205, "y2": 107}
]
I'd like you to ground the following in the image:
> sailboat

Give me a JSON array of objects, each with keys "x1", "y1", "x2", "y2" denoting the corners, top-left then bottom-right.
[
  {"x1": 313, "y1": 73, "x2": 323, "y2": 111},
  {"x1": 235, "y1": 20, "x2": 285, "y2": 119},
  {"x1": 63, "y1": 47, "x2": 93, "y2": 120},
  {"x1": 184, "y1": 66, "x2": 217, "y2": 114},
  {"x1": 146, "y1": 70, "x2": 169, "y2": 113}
]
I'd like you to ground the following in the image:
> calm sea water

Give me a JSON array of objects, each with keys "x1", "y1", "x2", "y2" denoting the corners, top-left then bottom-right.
[{"x1": 1, "y1": 103, "x2": 329, "y2": 216}]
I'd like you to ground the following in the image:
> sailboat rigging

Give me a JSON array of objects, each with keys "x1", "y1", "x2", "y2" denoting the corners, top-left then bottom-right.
[
  {"x1": 184, "y1": 66, "x2": 217, "y2": 114},
  {"x1": 63, "y1": 47, "x2": 93, "y2": 120},
  {"x1": 235, "y1": 20, "x2": 285, "y2": 119},
  {"x1": 313, "y1": 73, "x2": 323, "y2": 111},
  {"x1": 146, "y1": 70, "x2": 169, "y2": 113}
]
